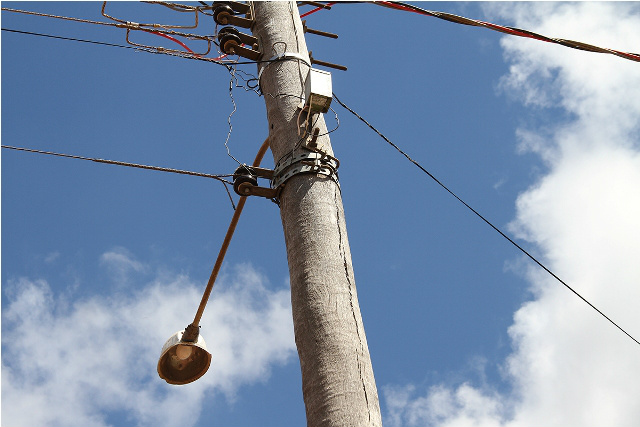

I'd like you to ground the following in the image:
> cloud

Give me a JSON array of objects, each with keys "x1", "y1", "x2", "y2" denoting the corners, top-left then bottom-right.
[
  {"x1": 44, "y1": 251, "x2": 61, "y2": 264},
  {"x1": 2, "y1": 254, "x2": 295, "y2": 427},
  {"x1": 383, "y1": 3, "x2": 640, "y2": 427},
  {"x1": 99, "y1": 247, "x2": 148, "y2": 286}
]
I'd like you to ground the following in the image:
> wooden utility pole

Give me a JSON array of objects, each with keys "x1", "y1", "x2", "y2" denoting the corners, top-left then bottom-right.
[{"x1": 251, "y1": 2, "x2": 382, "y2": 426}]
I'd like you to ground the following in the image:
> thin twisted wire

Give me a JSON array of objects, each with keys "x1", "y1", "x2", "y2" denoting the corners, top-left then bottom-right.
[{"x1": 1, "y1": 145, "x2": 234, "y2": 183}]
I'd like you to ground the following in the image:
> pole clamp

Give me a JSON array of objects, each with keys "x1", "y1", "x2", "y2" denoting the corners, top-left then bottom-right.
[{"x1": 271, "y1": 150, "x2": 339, "y2": 190}]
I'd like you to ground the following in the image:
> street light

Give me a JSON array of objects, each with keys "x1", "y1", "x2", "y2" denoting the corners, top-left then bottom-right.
[
  {"x1": 158, "y1": 326, "x2": 212, "y2": 385},
  {"x1": 157, "y1": 139, "x2": 270, "y2": 385}
]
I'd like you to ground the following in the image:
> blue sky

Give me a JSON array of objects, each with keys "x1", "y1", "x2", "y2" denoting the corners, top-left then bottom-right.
[{"x1": 2, "y1": 2, "x2": 639, "y2": 426}]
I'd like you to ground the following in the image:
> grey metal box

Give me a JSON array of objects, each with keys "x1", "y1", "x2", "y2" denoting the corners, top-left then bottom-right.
[{"x1": 304, "y1": 68, "x2": 333, "y2": 113}]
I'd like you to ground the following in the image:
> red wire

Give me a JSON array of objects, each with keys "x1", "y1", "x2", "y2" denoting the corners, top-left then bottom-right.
[
  {"x1": 480, "y1": 21, "x2": 546, "y2": 42},
  {"x1": 378, "y1": 1, "x2": 416, "y2": 13},
  {"x1": 377, "y1": 1, "x2": 640, "y2": 63},
  {"x1": 149, "y1": 31, "x2": 200, "y2": 57},
  {"x1": 380, "y1": 0, "x2": 559, "y2": 47},
  {"x1": 300, "y1": 2, "x2": 336, "y2": 18},
  {"x1": 212, "y1": 52, "x2": 230, "y2": 61}
]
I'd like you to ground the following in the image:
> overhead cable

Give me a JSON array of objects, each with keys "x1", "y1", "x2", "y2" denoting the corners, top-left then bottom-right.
[
  {"x1": 2, "y1": 7, "x2": 229, "y2": 62},
  {"x1": 1, "y1": 145, "x2": 233, "y2": 183},
  {"x1": 332, "y1": 93, "x2": 640, "y2": 348},
  {"x1": 1, "y1": 27, "x2": 144, "y2": 51},
  {"x1": 1, "y1": 6, "x2": 214, "y2": 42},
  {"x1": 0, "y1": 27, "x2": 274, "y2": 66},
  {"x1": 374, "y1": 1, "x2": 640, "y2": 63}
]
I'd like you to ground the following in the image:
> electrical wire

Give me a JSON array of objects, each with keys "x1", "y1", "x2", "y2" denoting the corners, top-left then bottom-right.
[
  {"x1": 222, "y1": 66, "x2": 243, "y2": 167},
  {"x1": 320, "y1": 105, "x2": 340, "y2": 137},
  {"x1": 300, "y1": 2, "x2": 336, "y2": 18},
  {"x1": 332, "y1": 93, "x2": 640, "y2": 348},
  {"x1": 374, "y1": 1, "x2": 640, "y2": 63},
  {"x1": 149, "y1": 30, "x2": 200, "y2": 56},
  {"x1": 1, "y1": 27, "x2": 277, "y2": 66},
  {"x1": 1, "y1": 27, "x2": 144, "y2": 51},
  {"x1": 1, "y1": 6, "x2": 215, "y2": 42},
  {"x1": 1, "y1": 145, "x2": 233, "y2": 183},
  {"x1": 2, "y1": 6, "x2": 297, "y2": 67},
  {"x1": 2, "y1": 6, "x2": 241, "y2": 63}
]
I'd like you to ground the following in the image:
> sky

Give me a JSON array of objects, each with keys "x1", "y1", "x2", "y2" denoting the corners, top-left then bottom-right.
[{"x1": 2, "y1": 1, "x2": 639, "y2": 427}]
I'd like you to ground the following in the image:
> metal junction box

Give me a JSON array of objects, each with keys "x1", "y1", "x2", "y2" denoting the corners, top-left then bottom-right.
[{"x1": 304, "y1": 68, "x2": 333, "y2": 113}]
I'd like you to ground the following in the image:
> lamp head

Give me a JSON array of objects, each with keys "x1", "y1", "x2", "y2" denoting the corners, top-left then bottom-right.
[{"x1": 157, "y1": 329, "x2": 212, "y2": 385}]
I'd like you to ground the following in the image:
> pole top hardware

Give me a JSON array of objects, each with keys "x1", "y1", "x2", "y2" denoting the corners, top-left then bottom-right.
[
  {"x1": 231, "y1": 150, "x2": 339, "y2": 202},
  {"x1": 212, "y1": 2, "x2": 253, "y2": 28},
  {"x1": 302, "y1": 20, "x2": 339, "y2": 39},
  {"x1": 308, "y1": 51, "x2": 347, "y2": 71},
  {"x1": 232, "y1": 165, "x2": 278, "y2": 199},
  {"x1": 218, "y1": 26, "x2": 261, "y2": 60}
]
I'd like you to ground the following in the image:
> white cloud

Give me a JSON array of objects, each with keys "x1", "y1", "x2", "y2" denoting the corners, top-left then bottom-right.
[
  {"x1": 2, "y1": 254, "x2": 295, "y2": 427},
  {"x1": 44, "y1": 251, "x2": 61, "y2": 264},
  {"x1": 383, "y1": 3, "x2": 640, "y2": 427},
  {"x1": 99, "y1": 247, "x2": 148, "y2": 286}
]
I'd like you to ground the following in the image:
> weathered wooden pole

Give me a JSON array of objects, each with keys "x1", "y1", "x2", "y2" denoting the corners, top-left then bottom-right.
[{"x1": 251, "y1": 2, "x2": 382, "y2": 426}]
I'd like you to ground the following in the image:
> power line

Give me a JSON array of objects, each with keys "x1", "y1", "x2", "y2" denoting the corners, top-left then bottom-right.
[
  {"x1": 1, "y1": 6, "x2": 215, "y2": 43},
  {"x1": 332, "y1": 93, "x2": 640, "y2": 348},
  {"x1": 0, "y1": 27, "x2": 274, "y2": 66},
  {"x1": 374, "y1": 1, "x2": 640, "y2": 63},
  {"x1": 6, "y1": 3, "x2": 638, "y2": 65},
  {"x1": 1, "y1": 145, "x2": 233, "y2": 183},
  {"x1": 299, "y1": 1, "x2": 640, "y2": 63},
  {"x1": 1, "y1": 28, "x2": 144, "y2": 51},
  {"x1": 1, "y1": 6, "x2": 260, "y2": 64}
]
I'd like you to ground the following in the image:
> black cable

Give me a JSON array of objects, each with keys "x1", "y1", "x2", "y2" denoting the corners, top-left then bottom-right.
[
  {"x1": 1, "y1": 145, "x2": 233, "y2": 183},
  {"x1": 2, "y1": 27, "x2": 141, "y2": 50},
  {"x1": 332, "y1": 92, "x2": 640, "y2": 347}
]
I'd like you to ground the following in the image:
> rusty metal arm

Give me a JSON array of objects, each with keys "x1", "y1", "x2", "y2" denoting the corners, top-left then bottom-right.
[{"x1": 183, "y1": 138, "x2": 270, "y2": 341}]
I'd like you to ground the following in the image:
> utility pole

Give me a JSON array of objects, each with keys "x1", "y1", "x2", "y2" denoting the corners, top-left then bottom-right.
[{"x1": 251, "y1": 2, "x2": 382, "y2": 426}]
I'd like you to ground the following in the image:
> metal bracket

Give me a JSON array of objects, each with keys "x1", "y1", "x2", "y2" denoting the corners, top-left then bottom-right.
[
  {"x1": 226, "y1": 43, "x2": 261, "y2": 61},
  {"x1": 231, "y1": 151, "x2": 339, "y2": 201},
  {"x1": 215, "y1": 11, "x2": 254, "y2": 28},
  {"x1": 308, "y1": 51, "x2": 347, "y2": 71},
  {"x1": 271, "y1": 150, "x2": 339, "y2": 190},
  {"x1": 302, "y1": 20, "x2": 338, "y2": 39},
  {"x1": 233, "y1": 165, "x2": 278, "y2": 199},
  {"x1": 236, "y1": 182, "x2": 278, "y2": 198}
]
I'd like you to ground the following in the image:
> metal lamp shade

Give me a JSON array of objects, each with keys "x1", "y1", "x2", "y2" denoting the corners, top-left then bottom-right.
[{"x1": 157, "y1": 330, "x2": 212, "y2": 385}]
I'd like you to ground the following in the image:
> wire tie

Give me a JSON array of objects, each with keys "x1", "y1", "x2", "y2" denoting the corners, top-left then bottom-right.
[{"x1": 258, "y1": 52, "x2": 311, "y2": 82}]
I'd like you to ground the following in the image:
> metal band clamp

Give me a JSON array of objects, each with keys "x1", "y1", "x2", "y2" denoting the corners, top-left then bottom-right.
[{"x1": 271, "y1": 150, "x2": 339, "y2": 190}]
